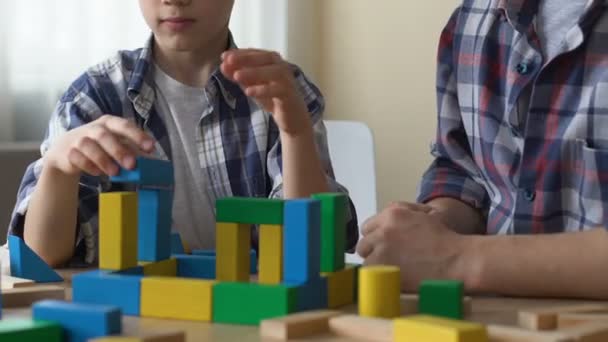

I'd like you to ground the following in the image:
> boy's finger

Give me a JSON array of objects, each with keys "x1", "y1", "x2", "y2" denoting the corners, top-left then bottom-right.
[
  {"x1": 244, "y1": 83, "x2": 286, "y2": 99},
  {"x1": 75, "y1": 137, "x2": 119, "y2": 176},
  {"x1": 94, "y1": 128, "x2": 138, "y2": 170},
  {"x1": 68, "y1": 149, "x2": 103, "y2": 177},
  {"x1": 224, "y1": 50, "x2": 282, "y2": 69},
  {"x1": 101, "y1": 116, "x2": 155, "y2": 152},
  {"x1": 361, "y1": 216, "x2": 381, "y2": 236},
  {"x1": 234, "y1": 65, "x2": 289, "y2": 87},
  {"x1": 356, "y1": 235, "x2": 375, "y2": 258}
]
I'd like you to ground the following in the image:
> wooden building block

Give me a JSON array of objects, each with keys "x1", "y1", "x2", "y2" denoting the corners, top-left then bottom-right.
[
  {"x1": 518, "y1": 304, "x2": 608, "y2": 331},
  {"x1": 138, "y1": 189, "x2": 172, "y2": 262},
  {"x1": 295, "y1": 277, "x2": 328, "y2": 312},
  {"x1": 72, "y1": 271, "x2": 141, "y2": 316},
  {"x1": 175, "y1": 254, "x2": 215, "y2": 279},
  {"x1": 311, "y1": 193, "x2": 347, "y2": 273},
  {"x1": 0, "y1": 319, "x2": 62, "y2": 341},
  {"x1": 33, "y1": 300, "x2": 121, "y2": 342},
  {"x1": 192, "y1": 249, "x2": 257, "y2": 274},
  {"x1": 8, "y1": 235, "x2": 63, "y2": 282},
  {"x1": 328, "y1": 315, "x2": 392, "y2": 342},
  {"x1": 359, "y1": 266, "x2": 400, "y2": 319},
  {"x1": 89, "y1": 330, "x2": 185, "y2": 341},
  {"x1": 99, "y1": 192, "x2": 138, "y2": 271},
  {"x1": 400, "y1": 294, "x2": 473, "y2": 316},
  {"x1": 283, "y1": 199, "x2": 321, "y2": 284},
  {"x1": 170, "y1": 232, "x2": 185, "y2": 255},
  {"x1": 213, "y1": 282, "x2": 296, "y2": 325},
  {"x1": 2, "y1": 285, "x2": 66, "y2": 308},
  {"x1": 394, "y1": 315, "x2": 487, "y2": 342},
  {"x1": 322, "y1": 266, "x2": 355, "y2": 308},
  {"x1": 216, "y1": 197, "x2": 284, "y2": 224},
  {"x1": 558, "y1": 313, "x2": 608, "y2": 329},
  {"x1": 419, "y1": 280, "x2": 464, "y2": 319},
  {"x1": 110, "y1": 157, "x2": 173, "y2": 186},
  {"x1": 1, "y1": 275, "x2": 35, "y2": 289},
  {"x1": 260, "y1": 310, "x2": 342, "y2": 340},
  {"x1": 216, "y1": 222, "x2": 250, "y2": 282},
  {"x1": 139, "y1": 259, "x2": 177, "y2": 277},
  {"x1": 489, "y1": 322, "x2": 608, "y2": 341},
  {"x1": 140, "y1": 277, "x2": 215, "y2": 322},
  {"x1": 259, "y1": 224, "x2": 283, "y2": 284}
]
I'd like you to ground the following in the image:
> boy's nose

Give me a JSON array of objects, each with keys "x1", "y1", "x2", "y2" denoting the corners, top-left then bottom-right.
[{"x1": 162, "y1": 0, "x2": 191, "y2": 6}]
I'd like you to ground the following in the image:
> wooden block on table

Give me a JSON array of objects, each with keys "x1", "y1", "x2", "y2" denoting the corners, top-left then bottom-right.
[
  {"x1": 138, "y1": 190, "x2": 172, "y2": 262},
  {"x1": 359, "y1": 266, "x2": 401, "y2": 319},
  {"x1": 192, "y1": 249, "x2": 257, "y2": 274},
  {"x1": 1, "y1": 275, "x2": 35, "y2": 289},
  {"x1": 394, "y1": 315, "x2": 487, "y2": 342},
  {"x1": 8, "y1": 235, "x2": 63, "y2": 283},
  {"x1": 33, "y1": 300, "x2": 121, "y2": 342},
  {"x1": 140, "y1": 277, "x2": 215, "y2": 322},
  {"x1": 322, "y1": 266, "x2": 355, "y2": 309},
  {"x1": 558, "y1": 313, "x2": 608, "y2": 329},
  {"x1": 216, "y1": 197, "x2": 284, "y2": 224},
  {"x1": 518, "y1": 304, "x2": 608, "y2": 331},
  {"x1": 99, "y1": 192, "x2": 138, "y2": 271},
  {"x1": 170, "y1": 232, "x2": 186, "y2": 255},
  {"x1": 294, "y1": 277, "x2": 328, "y2": 312},
  {"x1": 139, "y1": 259, "x2": 177, "y2": 277},
  {"x1": 215, "y1": 222, "x2": 250, "y2": 282},
  {"x1": 175, "y1": 254, "x2": 215, "y2": 279},
  {"x1": 260, "y1": 310, "x2": 342, "y2": 340},
  {"x1": 283, "y1": 199, "x2": 321, "y2": 284},
  {"x1": 328, "y1": 315, "x2": 393, "y2": 342},
  {"x1": 110, "y1": 157, "x2": 173, "y2": 186},
  {"x1": 311, "y1": 193, "x2": 347, "y2": 273},
  {"x1": 0, "y1": 319, "x2": 62, "y2": 341},
  {"x1": 419, "y1": 280, "x2": 464, "y2": 319},
  {"x1": 72, "y1": 271, "x2": 141, "y2": 316},
  {"x1": 2, "y1": 285, "x2": 66, "y2": 308},
  {"x1": 258, "y1": 224, "x2": 283, "y2": 284},
  {"x1": 400, "y1": 294, "x2": 473, "y2": 316},
  {"x1": 89, "y1": 330, "x2": 185, "y2": 341},
  {"x1": 489, "y1": 322, "x2": 608, "y2": 342}
]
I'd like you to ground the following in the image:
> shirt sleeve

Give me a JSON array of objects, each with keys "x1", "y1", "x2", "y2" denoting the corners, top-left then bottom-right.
[
  {"x1": 266, "y1": 65, "x2": 359, "y2": 251},
  {"x1": 416, "y1": 7, "x2": 490, "y2": 211}
]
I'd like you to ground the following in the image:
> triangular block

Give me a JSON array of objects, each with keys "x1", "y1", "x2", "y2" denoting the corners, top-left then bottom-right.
[{"x1": 8, "y1": 235, "x2": 63, "y2": 283}]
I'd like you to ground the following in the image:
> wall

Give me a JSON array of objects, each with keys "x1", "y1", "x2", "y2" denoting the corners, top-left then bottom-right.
[{"x1": 316, "y1": 1, "x2": 460, "y2": 208}]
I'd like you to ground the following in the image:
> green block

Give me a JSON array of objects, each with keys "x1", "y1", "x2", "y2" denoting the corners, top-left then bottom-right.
[
  {"x1": 418, "y1": 280, "x2": 464, "y2": 319},
  {"x1": 216, "y1": 197, "x2": 284, "y2": 225},
  {"x1": 0, "y1": 320, "x2": 62, "y2": 341},
  {"x1": 312, "y1": 193, "x2": 347, "y2": 272},
  {"x1": 213, "y1": 282, "x2": 296, "y2": 325}
]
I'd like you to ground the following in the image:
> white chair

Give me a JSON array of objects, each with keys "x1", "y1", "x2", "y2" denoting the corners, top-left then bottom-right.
[{"x1": 324, "y1": 120, "x2": 377, "y2": 264}]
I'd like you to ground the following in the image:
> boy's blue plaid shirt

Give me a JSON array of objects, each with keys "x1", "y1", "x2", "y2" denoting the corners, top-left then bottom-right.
[
  {"x1": 8, "y1": 37, "x2": 358, "y2": 263},
  {"x1": 418, "y1": 0, "x2": 608, "y2": 234}
]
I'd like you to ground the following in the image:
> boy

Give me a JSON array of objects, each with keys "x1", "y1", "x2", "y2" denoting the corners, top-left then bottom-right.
[
  {"x1": 9, "y1": 0, "x2": 358, "y2": 266},
  {"x1": 358, "y1": 0, "x2": 608, "y2": 299}
]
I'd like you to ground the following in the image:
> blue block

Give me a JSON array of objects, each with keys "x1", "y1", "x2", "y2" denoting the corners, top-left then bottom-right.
[
  {"x1": 32, "y1": 300, "x2": 121, "y2": 342},
  {"x1": 191, "y1": 249, "x2": 257, "y2": 274},
  {"x1": 283, "y1": 200, "x2": 321, "y2": 284},
  {"x1": 170, "y1": 232, "x2": 185, "y2": 254},
  {"x1": 8, "y1": 235, "x2": 63, "y2": 283},
  {"x1": 110, "y1": 157, "x2": 173, "y2": 186},
  {"x1": 295, "y1": 277, "x2": 328, "y2": 312},
  {"x1": 72, "y1": 270, "x2": 141, "y2": 316},
  {"x1": 175, "y1": 255, "x2": 215, "y2": 279},
  {"x1": 113, "y1": 266, "x2": 144, "y2": 276},
  {"x1": 138, "y1": 189, "x2": 173, "y2": 262}
]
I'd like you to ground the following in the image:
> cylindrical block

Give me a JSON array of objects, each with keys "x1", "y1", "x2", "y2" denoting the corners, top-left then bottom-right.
[{"x1": 358, "y1": 266, "x2": 401, "y2": 318}]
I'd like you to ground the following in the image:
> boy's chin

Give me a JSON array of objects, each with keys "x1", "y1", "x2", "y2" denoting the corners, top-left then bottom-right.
[{"x1": 157, "y1": 37, "x2": 203, "y2": 53}]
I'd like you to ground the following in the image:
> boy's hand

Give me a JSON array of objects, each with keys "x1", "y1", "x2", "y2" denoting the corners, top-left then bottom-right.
[
  {"x1": 221, "y1": 49, "x2": 311, "y2": 137},
  {"x1": 44, "y1": 115, "x2": 155, "y2": 177}
]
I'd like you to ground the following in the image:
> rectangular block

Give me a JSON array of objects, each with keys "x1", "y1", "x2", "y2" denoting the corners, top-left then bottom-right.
[
  {"x1": 260, "y1": 310, "x2": 342, "y2": 340},
  {"x1": 216, "y1": 197, "x2": 284, "y2": 224},
  {"x1": 139, "y1": 259, "x2": 177, "y2": 277},
  {"x1": 2, "y1": 286, "x2": 66, "y2": 308},
  {"x1": 213, "y1": 282, "x2": 296, "y2": 325},
  {"x1": 1, "y1": 275, "x2": 35, "y2": 289},
  {"x1": 322, "y1": 266, "x2": 355, "y2": 308},
  {"x1": 90, "y1": 330, "x2": 185, "y2": 341},
  {"x1": 0, "y1": 319, "x2": 62, "y2": 341},
  {"x1": 259, "y1": 224, "x2": 283, "y2": 284},
  {"x1": 518, "y1": 304, "x2": 608, "y2": 331},
  {"x1": 312, "y1": 193, "x2": 346, "y2": 273},
  {"x1": 32, "y1": 300, "x2": 121, "y2": 342},
  {"x1": 419, "y1": 280, "x2": 464, "y2": 319},
  {"x1": 329, "y1": 315, "x2": 393, "y2": 342},
  {"x1": 110, "y1": 157, "x2": 173, "y2": 186},
  {"x1": 193, "y1": 249, "x2": 257, "y2": 274},
  {"x1": 175, "y1": 255, "x2": 215, "y2": 279},
  {"x1": 170, "y1": 232, "x2": 185, "y2": 255},
  {"x1": 99, "y1": 192, "x2": 138, "y2": 271},
  {"x1": 138, "y1": 189, "x2": 173, "y2": 262},
  {"x1": 295, "y1": 277, "x2": 328, "y2": 312},
  {"x1": 141, "y1": 277, "x2": 215, "y2": 321},
  {"x1": 394, "y1": 315, "x2": 487, "y2": 342},
  {"x1": 216, "y1": 222, "x2": 250, "y2": 282},
  {"x1": 283, "y1": 199, "x2": 321, "y2": 284},
  {"x1": 72, "y1": 270, "x2": 141, "y2": 316}
]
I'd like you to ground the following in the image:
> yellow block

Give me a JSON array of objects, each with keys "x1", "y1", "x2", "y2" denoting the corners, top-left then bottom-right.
[
  {"x1": 394, "y1": 315, "x2": 488, "y2": 342},
  {"x1": 139, "y1": 259, "x2": 177, "y2": 277},
  {"x1": 141, "y1": 277, "x2": 215, "y2": 321},
  {"x1": 259, "y1": 224, "x2": 283, "y2": 284},
  {"x1": 216, "y1": 222, "x2": 250, "y2": 282},
  {"x1": 99, "y1": 192, "x2": 138, "y2": 270},
  {"x1": 358, "y1": 266, "x2": 400, "y2": 318},
  {"x1": 322, "y1": 266, "x2": 355, "y2": 308}
]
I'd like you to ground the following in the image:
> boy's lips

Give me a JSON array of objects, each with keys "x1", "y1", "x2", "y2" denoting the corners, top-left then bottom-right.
[{"x1": 160, "y1": 17, "x2": 195, "y2": 31}]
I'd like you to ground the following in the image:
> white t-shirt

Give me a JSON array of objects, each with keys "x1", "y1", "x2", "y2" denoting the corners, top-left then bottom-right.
[{"x1": 536, "y1": 0, "x2": 588, "y2": 60}]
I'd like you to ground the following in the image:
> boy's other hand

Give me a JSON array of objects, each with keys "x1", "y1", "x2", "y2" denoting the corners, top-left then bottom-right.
[
  {"x1": 44, "y1": 115, "x2": 155, "y2": 177},
  {"x1": 221, "y1": 49, "x2": 311, "y2": 137}
]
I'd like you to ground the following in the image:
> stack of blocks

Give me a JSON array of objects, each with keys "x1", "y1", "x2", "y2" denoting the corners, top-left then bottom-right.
[{"x1": 69, "y1": 157, "x2": 354, "y2": 326}]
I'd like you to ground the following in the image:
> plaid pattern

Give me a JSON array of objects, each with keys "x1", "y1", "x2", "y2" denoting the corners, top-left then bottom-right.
[
  {"x1": 418, "y1": 0, "x2": 608, "y2": 234},
  {"x1": 9, "y1": 37, "x2": 358, "y2": 264}
]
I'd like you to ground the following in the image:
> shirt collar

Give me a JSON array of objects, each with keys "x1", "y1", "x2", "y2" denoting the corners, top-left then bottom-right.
[{"x1": 497, "y1": 0, "x2": 603, "y2": 32}]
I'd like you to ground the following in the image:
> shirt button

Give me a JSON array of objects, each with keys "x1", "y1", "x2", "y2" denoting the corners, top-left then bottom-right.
[
  {"x1": 516, "y1": 62, "x2": 531, "y2": 75},
  {"x1": 523, "y1": 189, "x2": 536, "y2": 202}
]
